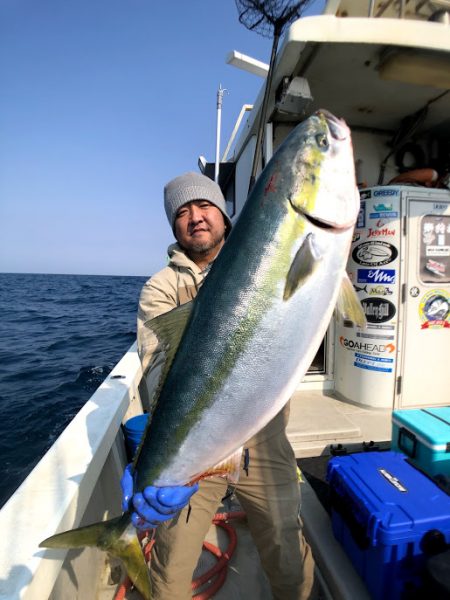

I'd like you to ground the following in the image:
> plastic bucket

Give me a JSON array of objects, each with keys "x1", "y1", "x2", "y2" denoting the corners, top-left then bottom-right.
[{"x1": 123, "y1": 413, "x2": 149, "y2": 459}]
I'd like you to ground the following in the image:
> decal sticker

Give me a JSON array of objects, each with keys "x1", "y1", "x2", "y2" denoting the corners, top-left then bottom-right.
[
  {"x1": 373, "y1": 189, "x2": 399, "y2": 197},
  {"x1": 360, "y1": 190, "x2": 371, "y2": 200},
  {"x1": 426, "y1": 246, "x2": 450, "y2": 257},
  {"x1": 369, "y1": 200, "x2": 398, "y2": 220},
  {"x1": 367, "y1": 226, "x2": 396, "y2": 238},
  {"x1": 357, "y1": 269, "x2": 396, "y2": 284},
  {"x1": 378, "y1": 469, "x2": 407, "y2": 492},
  {"x1": 419, "y1": 290, "x2": 450, "y2": 329},
  {"x1": 357, "y1": 201, "x2": 366, "y2": 229},
  {"x1": 410, "y1": 286, "x2": 420, "y2": 298},
  {"x1": 420, "y1": 215, "x2": 450, "y2": 283},
  {"x1": 354, "y1": 284, "x2": 393, "y2": 296},
  {"x1": 340, "y1": 337, "x2": 395, "y2": 354},
  {"x1": 352, "y1": 232, "x2": 361, "y2": 243},
  {"x1": 426, "y1": 259, "x2": 446, "y2": 277},
  {"x1": 356, "y1": 331, "x2": 395, "y2": 341},
  {"x1": 361, "y1": 298, "x2": 396, "y2": 323},
  {"x1": 354, "y1": 354, "x2": 394, "y2": 373},
  {"x1": 352, "y1": 242, "x2": 398, "y2": 267}
]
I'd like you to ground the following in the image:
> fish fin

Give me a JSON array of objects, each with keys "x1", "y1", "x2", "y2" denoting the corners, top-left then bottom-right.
[
  {"x1": 143, "y1": 301, "x2": 194, "y2": 411},
  {"x1": 40, "y1": 514, "x2": 152, "y2": 599},
  {"x1": 336, "y1": 272, "x2": 367, "y2": 327},
  {"x1": 284, "y1": 233, "x2": 321, "y2": 301},
  {"x1": 191, "y1": 447, "x2": 244, "y2": 485}
]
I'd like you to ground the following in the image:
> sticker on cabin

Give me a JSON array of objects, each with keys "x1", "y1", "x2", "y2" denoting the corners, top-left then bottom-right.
[
  {"x1": 354, "y1": 284, "x2": 393, "y2": 296},
  {"x1": 410, "y1": 286, "x2": 420, "y2": 298},
  {"x1": 357, "y1": 269, "x2": 395, "y2": 284},
  {"x1": 356, "y1": 331, "x2": 395, "y2": 341},
  {"x1": 352, "y1": 242, "x2": 398, "y2": 267},
  {"x1": 361, "y1": 298, "x2": 396, "y2": 323},
  {"x1": 367, "y1": 225, "x2": 396, "y2": 238},
  {"x1": 369, "y1": 200, "x2": 399, "y2": 220},
  {"x1": 353, "y1": 353, "x2": 394, "y2": 373},
  {"x1": 419, "y1": 290, "x2": 450, "y2": 329},
  {"x1": 340, "y1": 337, "x2": 395, "y2": 356},
  {"x1": 420, "y1": 215, "x2": 450, "y2": 283},
  {"x1": 357, "y1": 201, "x2": 366, "y2": 228}
]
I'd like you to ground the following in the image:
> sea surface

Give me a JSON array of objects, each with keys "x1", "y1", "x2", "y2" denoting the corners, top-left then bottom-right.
[{"x1": 0, "y1": 272, "x2": 147, "y2": 508}]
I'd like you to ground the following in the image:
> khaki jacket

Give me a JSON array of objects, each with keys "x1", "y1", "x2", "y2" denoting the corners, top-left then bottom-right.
[{"x1": 137, "y1": 243, "x2": 289, "y2": 448}]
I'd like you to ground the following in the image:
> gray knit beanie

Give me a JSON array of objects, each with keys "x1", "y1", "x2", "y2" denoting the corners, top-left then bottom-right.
[{"x1": 164, "y1": 172, "x2": 232, "y2": 231}]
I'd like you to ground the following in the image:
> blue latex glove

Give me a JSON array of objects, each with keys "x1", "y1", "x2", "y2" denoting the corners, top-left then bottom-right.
[{"x1": 120, "y1": 464, "x2": 199, "y2": 530}]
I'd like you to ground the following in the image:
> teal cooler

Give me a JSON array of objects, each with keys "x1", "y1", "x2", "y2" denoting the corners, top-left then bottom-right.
[
  {"x1": 327, "y1": 451, "x2": 450, "y2": 600},
  {"x1": 392, "y1": 407, "x2": 450, "y2": 478}
]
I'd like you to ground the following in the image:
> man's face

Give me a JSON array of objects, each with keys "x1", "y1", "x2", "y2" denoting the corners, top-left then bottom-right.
[{"x1": 174, "y1": 200, "x2": 226, "y2": 255}]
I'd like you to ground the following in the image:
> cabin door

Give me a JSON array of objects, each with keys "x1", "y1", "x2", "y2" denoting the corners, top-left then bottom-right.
[{"x1": 399, "y1": 196, "x2": 450, "y2": 407}]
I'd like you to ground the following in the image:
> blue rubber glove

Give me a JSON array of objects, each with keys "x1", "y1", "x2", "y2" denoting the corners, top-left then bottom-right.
[{"x1": 120, "y1": 464, "x2": 199, "y2": 530}]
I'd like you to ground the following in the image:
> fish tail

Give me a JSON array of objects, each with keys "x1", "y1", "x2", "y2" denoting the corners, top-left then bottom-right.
[{"x1": 40, "y1": 513, "x2": 152, "y2": 599}]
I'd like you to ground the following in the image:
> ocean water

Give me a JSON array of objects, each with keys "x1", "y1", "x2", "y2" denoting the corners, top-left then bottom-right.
[{"x1": 0, "y1": 272, "x2": 147, "y2": 508}]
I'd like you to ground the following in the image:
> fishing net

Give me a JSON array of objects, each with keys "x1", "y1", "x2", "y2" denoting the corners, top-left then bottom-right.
[
  {"x1": 235, "y1": 0, "x2": 312, "y2": 37},
  {"x1": 234, "y1": 1, "x2": 314, "y2": 191}
]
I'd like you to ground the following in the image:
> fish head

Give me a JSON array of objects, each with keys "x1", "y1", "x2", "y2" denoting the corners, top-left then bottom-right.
[{"x1": 286, "y1": 109, "x2": 360, "y2": 233}]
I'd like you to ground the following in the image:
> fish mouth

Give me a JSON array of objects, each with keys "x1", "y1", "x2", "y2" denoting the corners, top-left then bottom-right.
[{"x1": 289, "y1": 199, "x2": 355, "y2": 232}]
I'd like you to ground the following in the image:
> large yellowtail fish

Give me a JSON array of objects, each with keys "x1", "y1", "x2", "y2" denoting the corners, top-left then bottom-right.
[{"x1": 40, "y1": 110, "x2": 364, "y2": 598}]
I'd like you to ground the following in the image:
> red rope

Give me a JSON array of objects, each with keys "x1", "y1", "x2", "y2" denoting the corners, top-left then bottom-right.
[{"x1": 114, "y1": 511, "x2": 245, "y2": 599}]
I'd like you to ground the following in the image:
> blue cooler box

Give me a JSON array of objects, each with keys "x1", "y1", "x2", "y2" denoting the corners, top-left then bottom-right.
[
  {"x1": 391, "y1": 407, "x2": 450, "y2": 478},
  {"x1": 327, "y1": 451, "x2": 450, "y2": 600}
]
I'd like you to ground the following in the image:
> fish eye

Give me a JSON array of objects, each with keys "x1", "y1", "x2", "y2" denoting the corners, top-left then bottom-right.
[{"x1": 315, "y1": 134, "x2": 329, "y2": 150}]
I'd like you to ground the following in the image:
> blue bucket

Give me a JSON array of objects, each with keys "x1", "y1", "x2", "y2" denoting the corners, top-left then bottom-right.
[{"x1": 123, "y1": 413, "x2": 149, "y2": 459}]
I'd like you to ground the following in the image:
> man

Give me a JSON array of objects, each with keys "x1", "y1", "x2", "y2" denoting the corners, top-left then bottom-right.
[{"x1": 123, "y1": 171, "x2": 316, "y2": 599}]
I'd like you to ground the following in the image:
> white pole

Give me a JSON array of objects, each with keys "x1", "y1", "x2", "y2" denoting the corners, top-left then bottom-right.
[{"x1": 215, "y1": 84, "x2": 226, "y2": 183}]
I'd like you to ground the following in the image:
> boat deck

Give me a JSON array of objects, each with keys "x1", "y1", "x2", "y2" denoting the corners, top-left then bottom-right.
[{"x1": 287, "y1": 390, "x2": 392, "y2": 458}]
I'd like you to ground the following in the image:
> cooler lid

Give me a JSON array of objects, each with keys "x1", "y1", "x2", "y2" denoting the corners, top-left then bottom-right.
[
  {"x1": 392, "y1": 408, "x2": 450, "y2": 448},
  {"x1": 327, "y1": 451, "x2": 450, "y2": 546}
]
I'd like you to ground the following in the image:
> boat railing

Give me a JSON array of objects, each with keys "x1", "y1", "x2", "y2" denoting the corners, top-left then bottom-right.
[{"x1": 0, "y1": 342, "x2": 143, "y2": 600}]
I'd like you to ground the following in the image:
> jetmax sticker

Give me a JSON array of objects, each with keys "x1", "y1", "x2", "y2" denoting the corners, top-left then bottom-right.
[
  {"x1": 352, "y1": 242, "x2": 398, "y2": 267},
  {"x1": 358, "y1": 269, "x2": 395, "y2": 284},
  {"x1": 340, "y1": 337, "x2": 395, "y2": 354},
  {"x1": 361, "y1": 298, "x2": 396, "y2": 323}
]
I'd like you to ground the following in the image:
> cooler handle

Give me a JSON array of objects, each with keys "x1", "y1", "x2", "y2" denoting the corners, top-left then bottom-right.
[
  {"x1": 398, "y1": 426, "x2": 417, "y2": 458},
  {"x1": 330, "y1": 488, "x2": 370, "y2": 550}
]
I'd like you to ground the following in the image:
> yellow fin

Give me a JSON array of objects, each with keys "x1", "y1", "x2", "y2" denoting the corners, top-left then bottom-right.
[
  {"x1": 283, "y1": 233, "x2": 321, "y2": 301},
  {"x1": 336, "y1": 272, "x2": 367, "y2": 327}
]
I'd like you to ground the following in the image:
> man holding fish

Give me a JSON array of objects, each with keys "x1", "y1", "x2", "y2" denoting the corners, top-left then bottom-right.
[
  {"x1": 42, "y1": 110, "x2": 363, "y2": 600},
  {"x1": 124, "y1": 170, "x2": 317, "y2": 599}
]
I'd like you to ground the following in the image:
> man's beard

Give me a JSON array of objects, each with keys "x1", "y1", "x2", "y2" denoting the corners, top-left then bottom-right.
[{"x1": 184, "y1": 230, "x2": 225, "y2": 255}]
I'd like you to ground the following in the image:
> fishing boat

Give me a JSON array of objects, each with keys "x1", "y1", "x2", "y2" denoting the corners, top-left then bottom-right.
[{"x1": 1, "y1": 1, "x2": 450, "y2": 598}]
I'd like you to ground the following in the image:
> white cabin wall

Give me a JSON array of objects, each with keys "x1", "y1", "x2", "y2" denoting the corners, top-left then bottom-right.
[{"x1": 233, "y1": 135, "x2": 256, "y2": 220}]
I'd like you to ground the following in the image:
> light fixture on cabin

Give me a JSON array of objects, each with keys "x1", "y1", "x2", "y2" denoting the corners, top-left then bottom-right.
[
  {"x1": 379, "y1": 48, "x2": 450, "y2": 89},
  {"x1": 226, "y1": 51, "x2": 269, "y2": 78},
  {"x1": 274, "y1": 76, "x2": 313, "y2": 117}
]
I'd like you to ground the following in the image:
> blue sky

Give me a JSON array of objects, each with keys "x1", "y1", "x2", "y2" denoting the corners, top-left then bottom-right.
[{"x1": 0, "y1": 0, "x2": 325, "y2": 276}]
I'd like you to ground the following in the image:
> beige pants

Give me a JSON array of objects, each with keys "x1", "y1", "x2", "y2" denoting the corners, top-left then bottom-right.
[{"x1": 151, "y1": 430, "x2": 317, "y2": 599}]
